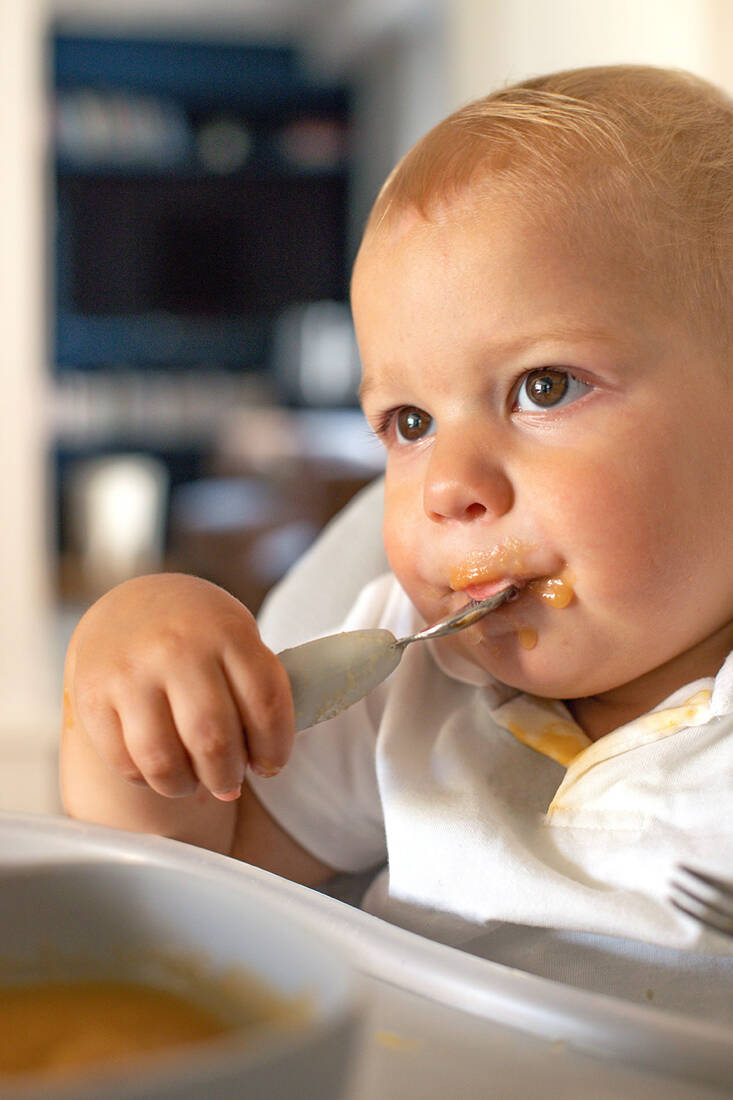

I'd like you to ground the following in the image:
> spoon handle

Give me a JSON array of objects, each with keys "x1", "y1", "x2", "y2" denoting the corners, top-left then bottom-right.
[{"x1": 394, "y1": 584, "x2": 517, "y2": 647}]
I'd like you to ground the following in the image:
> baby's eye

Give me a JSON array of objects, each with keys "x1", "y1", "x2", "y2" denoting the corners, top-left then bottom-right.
[
  {"x1": 394, "y1": 406, "x2": 435, "y2": 443},
  {"x1": 514, "y1": 368, "x2": 591, "y2": 412}
]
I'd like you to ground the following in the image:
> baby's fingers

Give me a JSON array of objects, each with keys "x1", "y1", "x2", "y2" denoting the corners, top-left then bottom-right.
[
  {"x1": 222, "y1": 644, "x2": 295, "y2": 778},
  {"x1": 120, "y1": 689, "x2": 198, "y2": 798},
  {"x1": 72, "y1": 694, "x2": 147, "y2": 789},
  {"x1": 167, "y1": 661, "x2": 247, "y2": 800}
]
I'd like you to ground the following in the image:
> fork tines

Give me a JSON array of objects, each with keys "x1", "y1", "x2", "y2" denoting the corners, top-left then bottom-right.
[{"x1": 668, "y1": 864, "x2": 733, "y2": 938}]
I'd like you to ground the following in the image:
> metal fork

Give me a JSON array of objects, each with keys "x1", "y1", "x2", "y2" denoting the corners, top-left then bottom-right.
[{"x1": 668, "y1": 864, "x2": 733, "y2": 939}]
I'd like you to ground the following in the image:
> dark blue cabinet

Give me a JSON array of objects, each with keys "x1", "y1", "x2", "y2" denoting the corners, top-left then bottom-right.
[{"x1": 51, "y1": 31, "x2": 352, "y2": 374}]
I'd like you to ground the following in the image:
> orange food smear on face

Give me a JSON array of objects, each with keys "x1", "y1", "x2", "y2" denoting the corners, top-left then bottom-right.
[
  {"x1": 450, "y1": 551, "x2": 574, "y2": 660},
  {"x1": 517, "y1": 627, "x2": 538, "y2": 650},
  {"x1": 449, "y1": 538, "x2": 534, "y2": 589},
  {"x1": 528, "y1": 571, "x2": 575, "y2": 609},
  {"x1": 62, "y1": 689, "x2": 74, "y2": 732},
  {"x1": 514, "y1": 572, "x2": 573, "y2": 651}
]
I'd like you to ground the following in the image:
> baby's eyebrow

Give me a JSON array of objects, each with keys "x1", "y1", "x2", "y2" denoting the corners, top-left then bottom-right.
[
  {"x1": 359, "y1": 369, "x2": 401, "y2": 405},
  {"x1": 359, "y1": 326, "x2": 627, "y2": 404},
  {"x1": 489, "y1": 325, "x2": 629, "y2": 356},
  {"x1": 358, "y1": 377, "x2": 375, "y2": 404}
]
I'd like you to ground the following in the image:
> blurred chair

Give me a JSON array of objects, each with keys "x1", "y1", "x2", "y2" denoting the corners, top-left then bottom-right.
[
  {"x1": 67, "y1": 454, "x2": 169, "y2": 595},
  {"x1": 168, "y1": 475, "x2": 319, "y2": 613},
  {"x1": 258, "y1": 477, "x2": 387, "y2": 650}
]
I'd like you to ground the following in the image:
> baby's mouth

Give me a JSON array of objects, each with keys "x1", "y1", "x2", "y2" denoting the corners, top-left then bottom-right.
[
  {"x1": 450, "y1": 539, "x2": 543, "y2": 597},
  {"x1": 454, "y1": 572, "x2": 576, "y2": 617},
  {"x1": 461, "y1": 576, "x2": 528, "y2": 602},
  {"x1": 448, "y1": 542, "x2": 574, "y2": 610}
]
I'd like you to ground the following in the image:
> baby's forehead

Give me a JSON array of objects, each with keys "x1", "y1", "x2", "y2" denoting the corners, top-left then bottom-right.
[
  {"x1": 356, "y1": 189, "x2": 507, "y2": 274},
  {"x1": 353, "y1": 190, "x2": 730, "y2": 382},
  {"x1": 356, "y1": 185, "x2": 627, "y2": 282},
  {"x1": 356, "y1": 65, "x2": 733, "y2": 363}
]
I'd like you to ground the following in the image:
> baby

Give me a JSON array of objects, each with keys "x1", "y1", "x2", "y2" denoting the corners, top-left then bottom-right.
[{"x1": 61, "y1": 65, "x2": 733, "y2": 954}]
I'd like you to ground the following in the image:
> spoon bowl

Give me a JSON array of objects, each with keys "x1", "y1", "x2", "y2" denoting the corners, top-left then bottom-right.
[{"x1": 278, "y1": 585, "x2": 517, "y2": 732}]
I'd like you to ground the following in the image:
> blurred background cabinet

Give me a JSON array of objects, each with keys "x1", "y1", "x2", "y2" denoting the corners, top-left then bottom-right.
[
  {"x1": 52, "y1": 34, "x2": 352, "y2": 373},
  {"x1": 48, "y1": 30, "x2": 383, "y2": 613}
]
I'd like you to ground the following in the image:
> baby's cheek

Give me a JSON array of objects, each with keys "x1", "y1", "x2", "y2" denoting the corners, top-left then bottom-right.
[
  {"x1": 551, "y1": 459, "x2": 676, "y2": 603},
  {"x1": 383, "y1": 475, "x2": 411, "y2": 550},
  {"x1": 382, "y1": 513, "x2": 415, "y2": 583},
  {"x1": 382, "y1": 487, "x2": 430, "y2": 594}
]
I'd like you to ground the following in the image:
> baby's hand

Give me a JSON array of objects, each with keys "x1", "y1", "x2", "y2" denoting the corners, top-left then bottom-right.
[{"x1": 64, "y1": 574, "x2": 294, "y2": 801}]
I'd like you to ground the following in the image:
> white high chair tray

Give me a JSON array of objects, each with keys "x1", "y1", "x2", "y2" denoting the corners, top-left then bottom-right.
[{"x1": 2, "y1": 813, "x2": 730, "y2": 1100}]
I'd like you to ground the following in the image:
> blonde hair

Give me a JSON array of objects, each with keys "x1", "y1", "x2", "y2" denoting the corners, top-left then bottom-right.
[{"x1": 364, "y1": 65, "x2": 733, "y2": 349}]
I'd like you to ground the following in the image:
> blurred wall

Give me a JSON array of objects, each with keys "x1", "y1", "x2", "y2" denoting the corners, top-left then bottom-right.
[
  {"x1": 450, "y1": 0, "x2": 733, "y2": 103},
  {"x1": 0, "y1": 0, "x2": 57, "y2": 747},
  {"x1": 346, "y1": 8, "x2": 448, "y2": 254}
]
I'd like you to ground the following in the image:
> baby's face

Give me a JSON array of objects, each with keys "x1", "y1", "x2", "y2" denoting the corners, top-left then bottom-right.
[{"x1": 352, "y1": 199, "x2": 733, "y2": 707}]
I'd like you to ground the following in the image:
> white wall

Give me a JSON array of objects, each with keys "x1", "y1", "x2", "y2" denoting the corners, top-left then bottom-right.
[
  {"x1": 345, "y1": 9, "x2": 448, "y2": 255},
  {"x1": 301, "y1": 0, "x2": 449, "y2": 253},
  {"x1": 449, "y1": 0, "x2": 733, "y2": 105},
  {"x1": 0, "y1": 0, "x2": 58, "y2": 747}
]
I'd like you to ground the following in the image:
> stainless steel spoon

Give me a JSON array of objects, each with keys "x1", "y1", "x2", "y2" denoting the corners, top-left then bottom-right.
[{"x1": 277, "y1": 584, "x2": 517, "y2": 732}]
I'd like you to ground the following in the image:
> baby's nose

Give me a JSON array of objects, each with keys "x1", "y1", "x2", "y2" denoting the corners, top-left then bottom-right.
[{"x1": 422, "y1": 435, "x2": 514, "y2": 523}]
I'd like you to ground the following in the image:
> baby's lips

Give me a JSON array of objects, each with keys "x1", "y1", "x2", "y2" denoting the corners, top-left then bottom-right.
[
  {"x1": 449, "y1": 541, "x2": 565, "y2": 597},
  {"x1": 462, "y1": 570, "x2": 576, "y2": 610},
  {"x1": 462, "y1": 577, "x2": 524, "y2": 602}
]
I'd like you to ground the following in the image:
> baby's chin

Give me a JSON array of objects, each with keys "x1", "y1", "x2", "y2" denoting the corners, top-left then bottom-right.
[{"x1": 445, "y1": 628, "x2": 587, "y2": 699}]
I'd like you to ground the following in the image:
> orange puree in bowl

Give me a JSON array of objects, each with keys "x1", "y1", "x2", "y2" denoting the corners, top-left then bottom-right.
[{"x1": 0, "y1": 980, "x2": 228, "y2": 1078}]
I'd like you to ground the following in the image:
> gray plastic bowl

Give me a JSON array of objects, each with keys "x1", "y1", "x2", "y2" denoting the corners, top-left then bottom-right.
[{"x1": 0, "y1": 812, "x2": 361, "y2": 1100}]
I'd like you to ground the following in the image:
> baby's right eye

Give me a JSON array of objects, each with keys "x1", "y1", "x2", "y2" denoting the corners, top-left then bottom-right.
[{"x1": 394, "y1": 406, "x2": 435, "y2": 443}]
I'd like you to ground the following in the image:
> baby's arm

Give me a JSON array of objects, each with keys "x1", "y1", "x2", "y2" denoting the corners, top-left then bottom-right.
[{"x1": 59, "y1": 573, "x2": 334, "y2": 887}]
